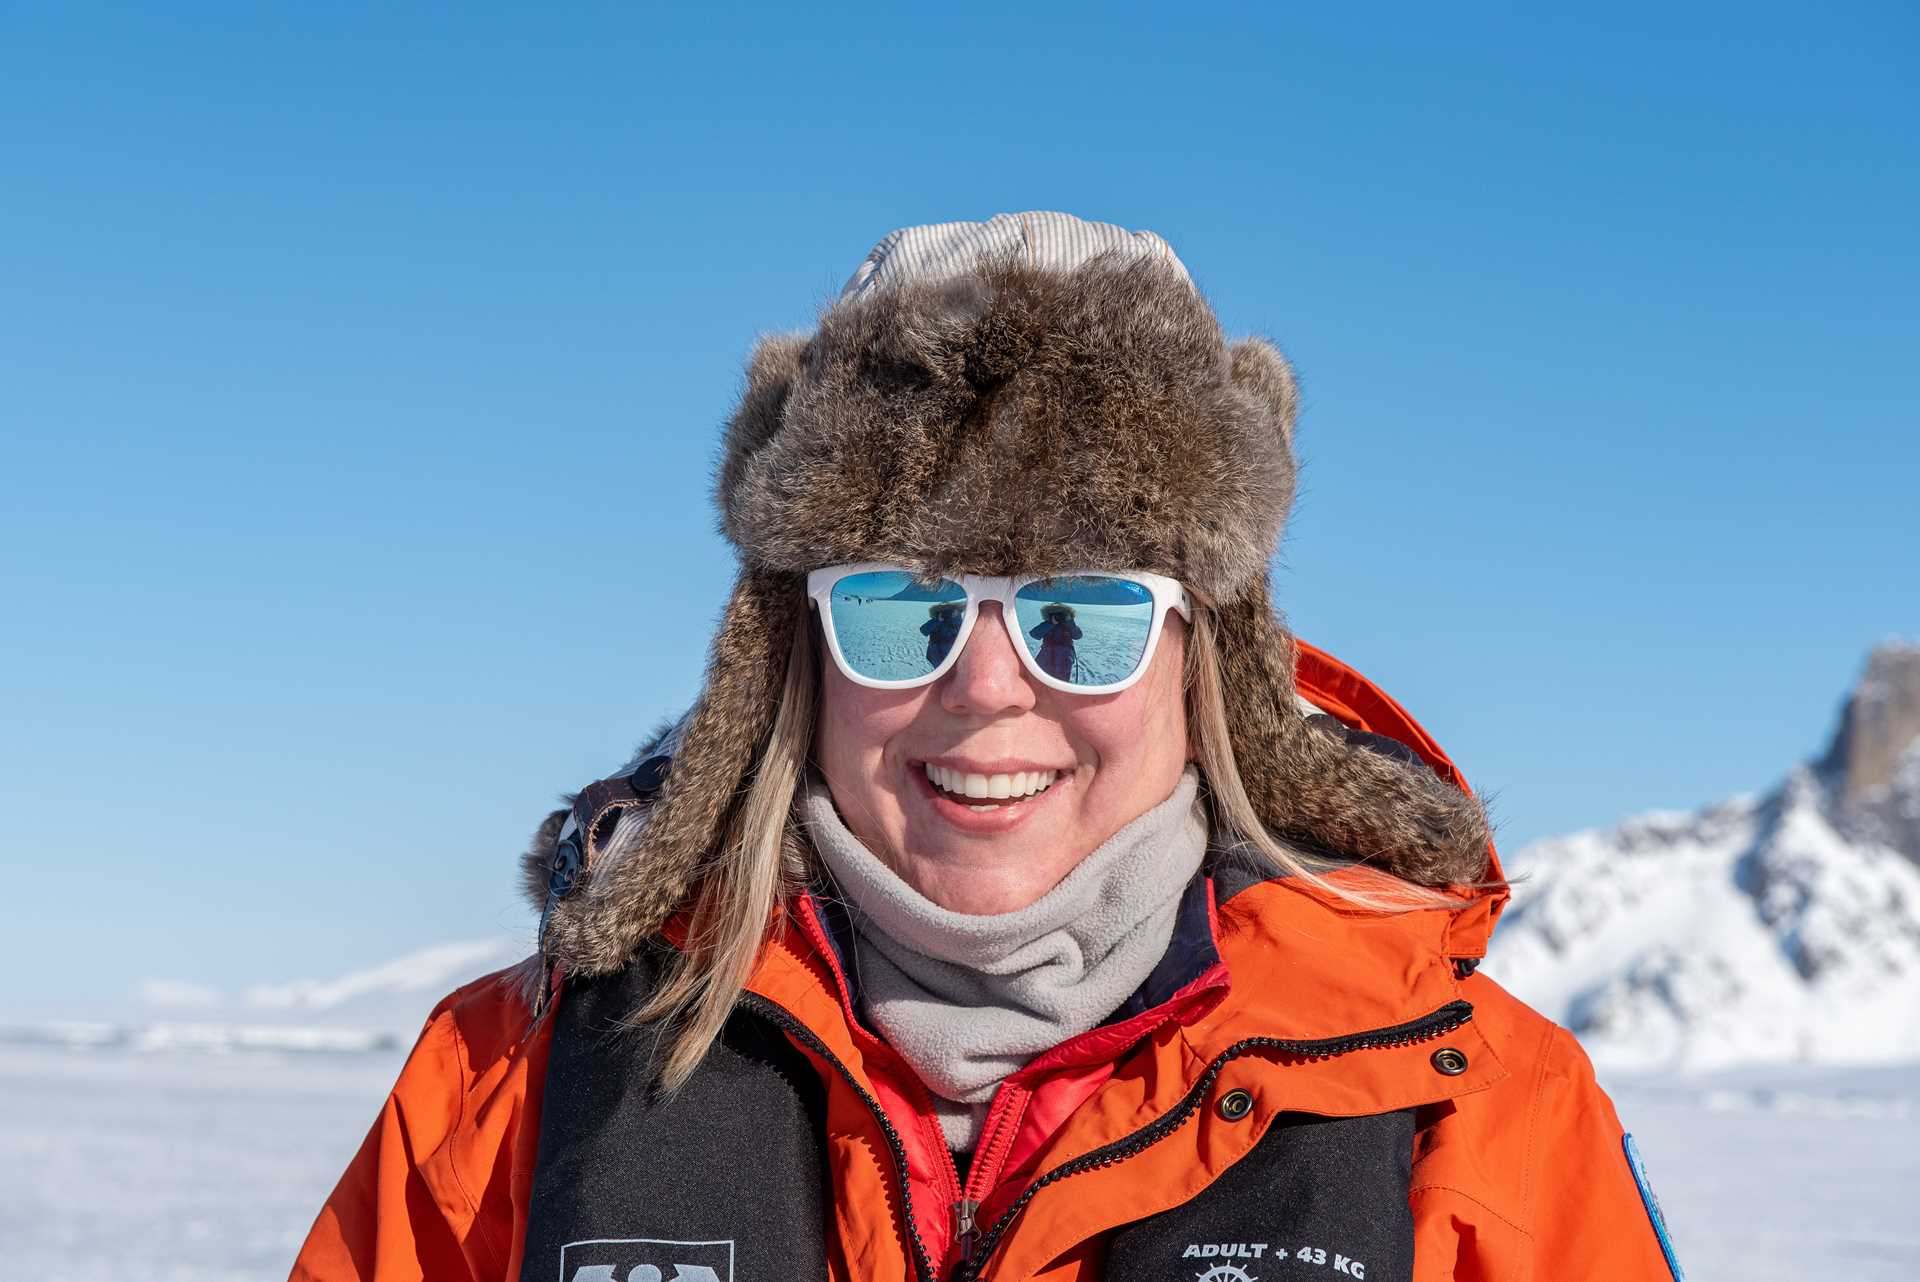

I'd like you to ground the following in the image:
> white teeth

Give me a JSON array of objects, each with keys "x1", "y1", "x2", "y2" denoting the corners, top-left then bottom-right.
[{"x1": 923, "y1": 763, "x2": 1059, "y2": 801}]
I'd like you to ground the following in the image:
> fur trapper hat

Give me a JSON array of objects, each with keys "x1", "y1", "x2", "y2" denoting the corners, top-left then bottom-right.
[{"x1": 529, "y1": 211, "x2": 1492, "y2": 981}]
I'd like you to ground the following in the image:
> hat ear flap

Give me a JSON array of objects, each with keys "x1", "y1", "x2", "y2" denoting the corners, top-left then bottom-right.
[
  {"x1": 1227, "y1": 337, "x2": 1299, "y2": 449},
  {"x1": 539, "y1": 567, "x2": 806, "y2": 977},
  {"x1": 1211, "y1": 579, "x2": 1491, "y2": 886}
]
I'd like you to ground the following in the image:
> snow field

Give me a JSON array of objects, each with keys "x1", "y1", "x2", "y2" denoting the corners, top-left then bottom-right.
[
  {"x1": 1607, "y1": 1064, "x2": 1920, "y2": 1281},
  {"x1": 0, "y1": 1045, "x2": 405, "y2": 1282}
]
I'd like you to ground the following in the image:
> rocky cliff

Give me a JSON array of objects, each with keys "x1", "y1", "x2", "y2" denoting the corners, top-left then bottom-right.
[{"x1": 1485, "y1": 641, "x2": 1920, "y2": 1072}]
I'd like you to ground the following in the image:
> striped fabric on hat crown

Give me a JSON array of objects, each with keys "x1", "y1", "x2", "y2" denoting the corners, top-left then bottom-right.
[{"x1": 837, "y1": 209, "x2": 1193, "y2": 300}]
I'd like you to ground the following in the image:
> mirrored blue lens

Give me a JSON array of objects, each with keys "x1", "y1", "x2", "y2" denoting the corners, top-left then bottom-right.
[
  {"x1": 826, "y1": 571, "x2": 969, "y2": 682},
  {"x1": 1012, "y1": 576, "x2": 1155, "y2": 687}
]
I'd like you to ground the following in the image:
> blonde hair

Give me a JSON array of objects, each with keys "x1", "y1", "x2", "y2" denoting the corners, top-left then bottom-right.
[
  {"x1": 630, "y1": 601, "x2": 1473, "y2": 1091},
  {"x1": 1183, "y1": 607, "x2": 1473, "y2": 915}
]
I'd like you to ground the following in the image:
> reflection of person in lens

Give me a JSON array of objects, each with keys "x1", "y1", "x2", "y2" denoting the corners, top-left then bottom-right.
[
  {"x1": 920, "y1": 602, "x2": 963, "y2": 666},
  {"x1": 1029, "y1": 602, "x2": 1082, "y2": 681}
]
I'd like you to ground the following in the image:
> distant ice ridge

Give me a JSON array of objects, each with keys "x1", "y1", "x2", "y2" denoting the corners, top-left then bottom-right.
[
  {"x1": 0, "y1": 937, "x2": 527, "y2": 1058},
  {"x1": 1486, "y1": 641, "x2": 1920, "y2": 1072},
  {"x1": 242, "y1": 939, "x2": 522, "y2": 1012},
  {"x1": 0, "y1": 1021, "x2": 402, "y2": 1054}
]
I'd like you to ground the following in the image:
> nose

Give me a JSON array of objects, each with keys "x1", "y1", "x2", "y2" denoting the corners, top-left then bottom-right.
[{"x1": 940, "y1": 602, "x2": 1038, "y2": 716}]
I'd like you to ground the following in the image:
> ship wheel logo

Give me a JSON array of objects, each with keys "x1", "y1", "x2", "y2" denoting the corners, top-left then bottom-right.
[{"x1": 1195, "y1": 1267, "x2": 1256, "y2": 1282}]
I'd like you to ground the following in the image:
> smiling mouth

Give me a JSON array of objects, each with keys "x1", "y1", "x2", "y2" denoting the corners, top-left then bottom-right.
[{"x1": 921, "y1": 762, "x2": 1061, "y2": 812}]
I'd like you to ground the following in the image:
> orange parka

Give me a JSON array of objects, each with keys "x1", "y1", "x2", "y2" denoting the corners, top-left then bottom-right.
[{"x1": 290, "y1": 645, "x2": 1683, "y2": 1282}]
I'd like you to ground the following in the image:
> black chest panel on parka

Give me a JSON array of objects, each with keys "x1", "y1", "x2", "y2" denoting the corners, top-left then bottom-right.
[
  {"x1": 518, "y1": 952, "x2": 831, "y2": 1282},
  {"x1": 521, "y1": 955, "x2": 1419, "y2": 1282},
  {"x1": 1102, "y1": 1109, "x2": 1417, "y2": 1282}
]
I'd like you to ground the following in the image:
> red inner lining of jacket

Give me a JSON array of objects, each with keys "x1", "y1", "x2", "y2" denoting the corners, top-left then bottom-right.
[{"x1": 790, "y1": 887, "x2": 1230, "y2": 1270}]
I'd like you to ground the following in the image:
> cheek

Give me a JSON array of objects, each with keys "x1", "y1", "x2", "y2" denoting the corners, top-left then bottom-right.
[
  {"x1": 815, "y1": 663, "x2": 918, "y2": 773},
  {"x1": 1071, "y1": 635, "x2": 1190, "y2": 778}
]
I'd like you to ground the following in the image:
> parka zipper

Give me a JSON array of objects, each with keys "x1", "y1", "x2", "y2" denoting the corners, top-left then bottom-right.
[
  {"x1": 954, "y1": 1197, "x2": 980, "y2": 1262},
  {"x1": 949, "y1": 998, "x2": 1476, "y2": 1282},
  {"x1": 951, "y1": 1084, "x2": 1024, "y2": 1265},
  {"x1": 737, "y1": 992, "x2": 941, "y2": 1282}
]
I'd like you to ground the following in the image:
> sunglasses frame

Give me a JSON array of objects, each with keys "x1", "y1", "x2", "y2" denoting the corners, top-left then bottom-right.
[{"x1": 805, "y1": 562, "x2": 1193, "y2": 695}]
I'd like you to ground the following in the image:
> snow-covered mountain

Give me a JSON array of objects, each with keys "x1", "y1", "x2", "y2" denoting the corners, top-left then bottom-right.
[{"x1": 1486, "y1": 641, "x2": 1920, "y2": 1072}]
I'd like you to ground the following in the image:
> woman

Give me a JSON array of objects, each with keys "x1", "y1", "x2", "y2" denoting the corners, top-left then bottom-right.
[
  {"x1": 922, "y1": 601, "x2": 965, "y2": 668},
  {"x1": 292, "y1": 213, "x2": 1683, "y2": 1282},
  {"x1": 1027, "y1": 602, "x2": 1082, "y2": 682}
]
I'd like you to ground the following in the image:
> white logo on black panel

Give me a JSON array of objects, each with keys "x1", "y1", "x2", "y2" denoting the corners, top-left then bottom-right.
[
  {"x1": 1179, "y1": 1240, "x2": 1369, "y2": 1279},
  {"x1": 558, "y1": 1237, "x2": 734, "y2": 1282},
  {"x1": 1195, "y1": 1267, "x2": 1256, "y2": 1282}
]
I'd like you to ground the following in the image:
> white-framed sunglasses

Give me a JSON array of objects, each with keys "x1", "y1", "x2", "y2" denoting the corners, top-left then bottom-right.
[{"x1": 805, "y1": 562, "x2": 1193, "y2": 695}]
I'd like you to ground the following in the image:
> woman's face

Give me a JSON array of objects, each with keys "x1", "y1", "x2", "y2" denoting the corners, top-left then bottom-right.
[{"x1": 813, "y1": 603, "x2": 1192, "y2": 914}]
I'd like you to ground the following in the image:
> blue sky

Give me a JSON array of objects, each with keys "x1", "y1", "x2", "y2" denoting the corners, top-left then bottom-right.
[{"x1": 2, "y1": 3, "x2": 1914, "y2": 1014}]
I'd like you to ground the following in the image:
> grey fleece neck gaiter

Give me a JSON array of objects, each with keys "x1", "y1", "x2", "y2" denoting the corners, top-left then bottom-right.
[{"x1": 799, "y1": 765, "x2": 1209, "y2": 1153}]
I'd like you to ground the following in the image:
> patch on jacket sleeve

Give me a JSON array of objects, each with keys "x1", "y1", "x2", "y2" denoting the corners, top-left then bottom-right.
[{"x1": 1623, "y1": 1133, "x2": 1685, "y2": 1280}]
